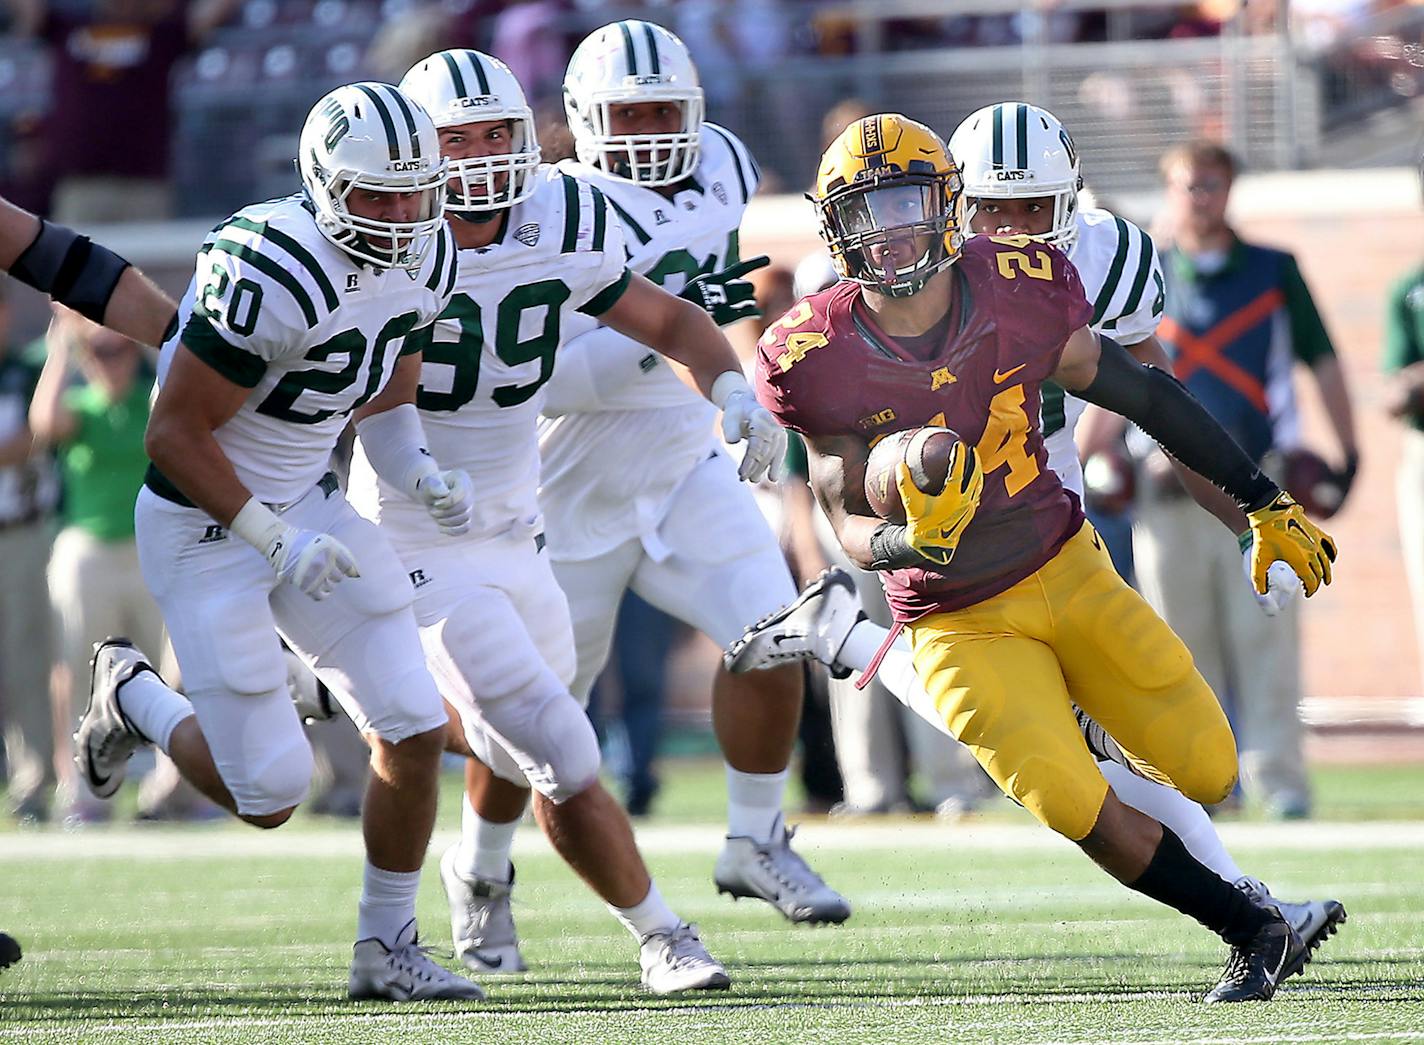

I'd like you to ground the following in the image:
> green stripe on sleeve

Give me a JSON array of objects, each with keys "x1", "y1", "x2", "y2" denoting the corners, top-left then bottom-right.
[
  {"x1": 181, "y1": 311, "x2": 268, "y2": 387},
  {"x1": 441, "y1": 228, "x2": 459, "y2": 298},
  {"x1": 401, "y1": 321, "x2": 435, "y2": 357},
  {"x1": 706, "y1": 125, "x2": 748, "y2": 204},
  {"x1": 385, "y1": 84, "x2": 423, "y2": 159},
  {"x1": 1117, "y1": 225, "x2": 1155, "y2": 320},
  {"x1": 1015, "y1": 103, "x2": 1028, "y2": 169},
  {"x1": 211, "y1": 238, "x2": 320, "y2": 327},
  {"x1": 991, "y1": 105, "x2": 1004, "y2": 167},
  {"x1": 607, "y1": 197, "x2": 651, "y2": 245},
  {"x1": 619, "y1": 22, "x2": 638, "y2": 74},
  {"x1": 577, "y1": 268, "x2": 632, "y2": 316},
  {"x1": 424, "y1": 224, "x2": 448, "y2": 292},
  {"x1": 468, "y1": 52, "x2": 491, "y2": 94},
  {"x1": 441, "y1": 51, "x2": 467, "y2": 97},
  {"x1": 227, "y1": 217, "x2": 339, "y2": 313},
  {"x1": 1090, "y1": 216, "x2": 1132, "y2": 327},
  {"x1": 1040, "y1": 381, "x2": 1066, "y2": 436},
  {"x1": 560, "y1": 175, "x2": 582, "y2": 253},
  {"x1": 590, "y1": 186, "x2": 608, "y2": 251},
  {"x1": 642, "y1": 22, "x2": 661, "y2": 74},
  {"x1": 353, "y1": 83, "x2": 400, "y2": 161}
]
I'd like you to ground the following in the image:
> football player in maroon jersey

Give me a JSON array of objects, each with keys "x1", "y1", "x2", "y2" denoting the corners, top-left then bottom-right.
[{"x1": 754, "y1": 114, "x2": 1336, "y2": 1003}]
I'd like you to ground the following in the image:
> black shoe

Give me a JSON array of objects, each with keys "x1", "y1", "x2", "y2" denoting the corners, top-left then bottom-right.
[
  {"x1": 0, "y1": 932, "x2": 20, "y2": 970},
  {"x1": 1204, "y1": 918, "x2": 1304, "y2": 1002}
]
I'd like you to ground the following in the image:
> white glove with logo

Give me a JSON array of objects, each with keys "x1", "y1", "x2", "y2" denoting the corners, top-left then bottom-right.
[
  {"x1": 230, "y1": 498, "x2": 360, "y2": 601},
  {"x1": 415, "y1": 469, "x2": 474, "y2": 536},
  {"x1": 1241, "y1": 535, "x2": 1301, "y2": 617},
  {"x1": 712, "y1": 371, "x2": 787, "y2": 483}
]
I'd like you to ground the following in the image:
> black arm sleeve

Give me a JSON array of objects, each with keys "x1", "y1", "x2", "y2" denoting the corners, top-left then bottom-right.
[
  {"x1": 869, "y1": 521, "x2": 925, "y2": 570},
  {"x1": 1075, "y1": 336, "x2": 1278, "y2": 512},
  {"x1": 9, "y1": 218, "x2": 131, "y2": 324}
]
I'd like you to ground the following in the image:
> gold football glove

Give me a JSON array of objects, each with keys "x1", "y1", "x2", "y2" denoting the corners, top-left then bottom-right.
[
  {"x1": 894, "y1": 442, "x2": 984, "y2": 566},
  {"x1": 1246, "y1": 492, "x2": 1337, "y2": 597}
]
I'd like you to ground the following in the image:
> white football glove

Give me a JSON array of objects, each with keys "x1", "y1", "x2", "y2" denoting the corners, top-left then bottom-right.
[
  {"x1": 712, "y1": 372, "x2": 787, "y2": 483},
  {"x1": 416, "y1": 469, "x2": 474, "y2": 536},
  {"x1": 1241, "y1": 540, "x2": 1301, "y2": 617},
  {"x1": 269, "y1": 528, "x2": 360, "y2": 601}
]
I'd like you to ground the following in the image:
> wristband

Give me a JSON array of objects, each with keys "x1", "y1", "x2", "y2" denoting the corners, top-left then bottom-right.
[
  {"x1": 869, "y1": 521, "x2": 923, "y2": 570},
  {"x1": 10, "y1": 218, "x2": 131, "y2": 323},
  {"x1": 354, "y1": 403, "x2": 439, "y2": 501},
  {"x1": 710, "y1": 370, "x2": 751, "y2": 410},
  {"x1": 229, "y1": 497, "x2": 290, "y2": 561}
]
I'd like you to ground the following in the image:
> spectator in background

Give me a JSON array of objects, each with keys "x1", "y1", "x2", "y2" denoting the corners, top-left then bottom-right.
[
  {"x1": 28, "y1": 308, "x2": 169, "y2": 821},
  {"x1": 1382, "y1": 161, "x2": 1424, "y2": 693},
  {"x1": 6, "y1": 0, "x2": 241, "y2": 221},
  {"x1": 492, "y1": 1, "x2": 572, "y2": 109},
  {"x1": 1134, "y1": 141, "x2": 1359, "y2": 819},
  {"x1": 0, "y1": 277, "x2": 58, "y2": 824}
]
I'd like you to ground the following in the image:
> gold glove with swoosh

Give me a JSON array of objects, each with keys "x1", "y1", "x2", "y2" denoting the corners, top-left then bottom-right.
[
  {"x1": 893, "y1": 441, "x2": 984, "y2": 566},
  {"x1": 1246, "y1": 492, "x2": 1337, "y2": 597}
]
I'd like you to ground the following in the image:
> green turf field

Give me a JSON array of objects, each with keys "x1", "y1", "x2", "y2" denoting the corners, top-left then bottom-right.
[{"x1": 4, "y1": 760, "x2": 1424, "y2": 1043}]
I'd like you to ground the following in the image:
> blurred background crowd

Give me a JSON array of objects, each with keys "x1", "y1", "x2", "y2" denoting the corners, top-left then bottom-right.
[{"x1": 0, "y1": 0, "x2": 1421, "y2": 830}]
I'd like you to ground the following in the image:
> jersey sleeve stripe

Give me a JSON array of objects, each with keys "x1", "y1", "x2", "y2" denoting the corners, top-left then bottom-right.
[
  {"x1": 226, "y1": 217, "x2": 339, "y2": 313},
  {"x1": 180, "y1": 311, "x2": 267, "y2": 387},
  {"x1": 705, "y1": 124, "x2": 749, "y2": 204},
  {"x1": 401, "y1": 320, "x2": 435, "y2": 357},
  {"x1": 440, "y1": 227, "x2": 459, "y2": 297},
  {"x1": 560, "y1": 174, "x2": 582, "y2": 253},
  {"x1": 208, "y1": 238, "x2": 320, "y2": 327},
  {"x1": 607, "y1": 197, "x2": 651, "y2": 245},
  {"x1": 578, "y1": 267, "x2": 632, "y2": 316},
  {"x1": 424, "y1": 225, "x2": 448, "y2": 292},
  {"x1": 353, "y1": 83, "x2": 401, "y2": 161},
  {"x1": 1090, "y1": 215, "x2": 1133, "y2": 327},
  {"x1": 1117, "y1": 225, "x2": 1156, "y2": 321},
  {"x1": 590, "y1": 185, "x2": 608, "y2": 252}
]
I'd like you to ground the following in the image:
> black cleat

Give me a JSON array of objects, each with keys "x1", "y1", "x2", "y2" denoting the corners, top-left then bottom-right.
[
  {"x1": 0, "y1": 932, "x2": 20, "y2": 970},
  {"x1": 1204, "y1": 918, "x2": 1305, "y2": 1002}
]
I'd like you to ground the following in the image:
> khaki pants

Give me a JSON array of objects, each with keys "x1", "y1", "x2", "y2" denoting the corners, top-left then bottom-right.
[
  {"x1": 1132, "y1": 496, "x2": 1308, "y2": 810},
  {"x1": 0, "y1": 520, "x2": 55, "y2": 809},
  {"x1": 1398, "y1": 429, "x2": 1424, "y2": 693}
]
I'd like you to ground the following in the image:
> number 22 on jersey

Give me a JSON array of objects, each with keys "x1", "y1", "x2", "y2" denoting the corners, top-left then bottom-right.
[{"x1": 926, "y1": 385, "x2": 1039, "y2": 497}]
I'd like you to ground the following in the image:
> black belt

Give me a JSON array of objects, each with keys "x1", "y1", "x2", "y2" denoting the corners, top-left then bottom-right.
[{"x1": 145, "y1": 464, "x2": 340, "y2": 511}]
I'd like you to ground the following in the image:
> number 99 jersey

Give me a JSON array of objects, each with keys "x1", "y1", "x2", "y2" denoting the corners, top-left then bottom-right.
[
  {"x1": 156, "y1": 194, "x2": 458, "y2": 506},
  {"x1": 346, "y1": 167, "x2": 631, "y2": 547},
  {"x1": 755, "y1": 235, "x2": 1093, "y2": 623}
]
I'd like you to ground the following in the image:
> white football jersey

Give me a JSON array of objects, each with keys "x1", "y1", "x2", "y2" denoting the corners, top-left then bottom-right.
[
  {"x1": 1042, "y1": 207, "x2": 1165, "y2": 497},
  {"x1": 347, "y1": 167, "x2": 629, "y2": 547},
  {"x1": 538, "y1": 123, "x2": 761, "y2": 560},
  {"x1": 156, "y1": 194, "x2": 458, "y2": 506}
]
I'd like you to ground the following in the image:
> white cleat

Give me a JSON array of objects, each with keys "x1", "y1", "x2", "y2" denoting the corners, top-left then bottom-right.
[
  {"x1": 714, "y1": 816, "x2": 851, "y2": 925},
  {"x1": 348, "y1": 919, "x2": 486, "y2": 1001},
  {"x1": 639, "y1": 923, "x2": 731, "y2": 995},
  {"x1": 1236, "y1": 876, "x2": 1346, "y2": 979},
  {"x1": 439, "y1": 845, "x2": 527, "y2": 974},
  {"x1": 724, "y1": 568, "x2": 864, "y2": 678},
  {"x1": 74, "y1": 638, "x2": 155, "y2": 799}
]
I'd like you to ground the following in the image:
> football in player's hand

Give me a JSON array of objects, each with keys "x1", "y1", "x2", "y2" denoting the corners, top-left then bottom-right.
[
  {"x1": 864, "y1": 426, "x2": 963, "y2": 524},
  {"x1": 1283, "y1": 447, "x2": 1346, "y2": 520}
]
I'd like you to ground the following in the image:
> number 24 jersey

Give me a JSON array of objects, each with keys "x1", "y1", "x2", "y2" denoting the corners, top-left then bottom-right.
[{"x1": 755, "y1": 235, "x2": 1093, "y2": 623}]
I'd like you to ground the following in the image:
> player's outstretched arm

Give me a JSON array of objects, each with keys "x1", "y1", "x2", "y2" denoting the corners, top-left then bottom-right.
[
  {"x1": 1055, "y1": 328, "x2": 1337, "y2": 596},
  {"x1": 353, "y1": 352, "x2": 472, "y2": 537},
  {"x1": 0, "y1": 194, "x2": 177, "y2": 348},
  {"x1": 601, "y1": 273, "x2": 787, "y2": 481}
]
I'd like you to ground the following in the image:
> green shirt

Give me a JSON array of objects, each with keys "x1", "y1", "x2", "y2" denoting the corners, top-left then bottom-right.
[
  {"x1": 58, "y1": 377, "x2": 153, "y2": 540},
  {"x1": 1384, "y1": 264, "x2": 1424, "y2": 432}
]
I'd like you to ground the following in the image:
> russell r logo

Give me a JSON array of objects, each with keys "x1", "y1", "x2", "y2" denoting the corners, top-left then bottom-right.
[
  {"x1": 409, "y1": 569, "x2": 432, "y2": 589},
  {"x1": 345, "y1": 273, "x2": 359, "y2": 292},
  {"x1": 198, "y1": 525, "x2": 227, "y2": 545}
]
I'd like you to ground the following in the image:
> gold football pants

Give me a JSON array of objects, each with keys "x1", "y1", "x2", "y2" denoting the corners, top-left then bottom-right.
[{"x1": 906, "y1": 522, "x2": 1238, "y2": 841}]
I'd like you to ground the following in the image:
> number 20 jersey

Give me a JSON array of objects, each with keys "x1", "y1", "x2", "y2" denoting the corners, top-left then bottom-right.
[
  {"x1": 755, "y1": 235, "x2": 1093, "y2": 623},
  {"x1": 347, "y1": 166, "x2": 630, "y2": 547},
  {"x1": 158, "y1": 194, "x2": 458, "y2": 505}
]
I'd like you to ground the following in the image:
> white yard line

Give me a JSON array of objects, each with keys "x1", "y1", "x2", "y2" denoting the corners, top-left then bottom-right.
[{"x1": 3, "y1": 819, "x2": 1424, "y2": 862}]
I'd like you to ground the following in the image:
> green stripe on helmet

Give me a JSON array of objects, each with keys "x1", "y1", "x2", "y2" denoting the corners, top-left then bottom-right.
[
  {"x1": 642, "y1": 22, "x2": 661, "y2": 74},
  {"x1": 991, "y1": 105, "x2": 1004, "y2": 168},
  {"x1": 618, "y1": 21, "x2": 638, "y2": 75},
  {"x1": 441, "y1": 51, "x2": 468, "y2": 99},
  {"x1": 354, "y1": 83, "x2": 401, "y2": 162},
  {"x1": 1015, "y1": 103, "x2": 1029, "y2": 170},
  {"x1": 384, "y1": 85, "x2": 423, "y2": 160},
  {"x1": 468, "y1": 51, "x2": 491, "y2": 95}
]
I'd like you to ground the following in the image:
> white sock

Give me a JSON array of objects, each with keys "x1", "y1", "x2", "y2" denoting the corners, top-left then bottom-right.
[
  {"x1": 1098, "y1": 760, "x2": 1246, "y2": 883},
  {"x1": 837, "y1": 619, "x2": 886, "y2": 673},
  {"x1": 118, "y1": 670, "x2": 195, "y2": 751},
  {"x1": 456, "y1": 792, "x2": 520, "y2": 882},
  {"x1": 356, "y1": 860, "x2": 421, "y2": 948},
  {"x1": 609, "y1": 881, "x2": 680, "y2": 941},
  {"x1": 725, "y1": 766, "x2": 788, "y2": 843}
]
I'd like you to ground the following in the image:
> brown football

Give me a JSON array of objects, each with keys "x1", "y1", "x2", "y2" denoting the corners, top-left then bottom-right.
[
  {"x1": 863, "y1": 426, "x2": 963, "y2": 524},
  {"x1": 1282, "y1": 447, "x2": 1345, "y2": 520}
]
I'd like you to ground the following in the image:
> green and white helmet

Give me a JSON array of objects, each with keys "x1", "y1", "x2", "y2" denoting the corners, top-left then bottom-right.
[
  {"x1": 399, "y1": 49, "x2": 541, "y2": 214},
  {"x1": 563, "y1": 20, "x2": 704, "y2": 186},
  {"x1": 948, "y1": 102, "x2": 1083, "y2": 253},
  {"x1": 297, "y1": 81, "x2": 446, "y2": 270}
]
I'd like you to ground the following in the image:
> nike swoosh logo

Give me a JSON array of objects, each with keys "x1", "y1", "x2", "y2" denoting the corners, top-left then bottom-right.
[{"x1": 993, "y1": 364, "x2": 1027, "y2": 383}]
